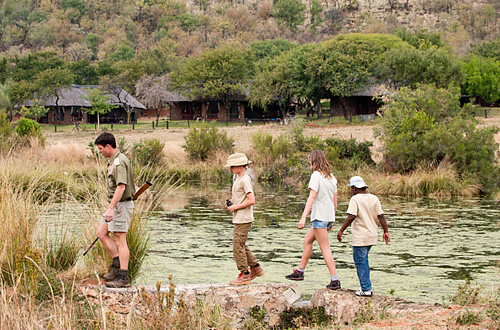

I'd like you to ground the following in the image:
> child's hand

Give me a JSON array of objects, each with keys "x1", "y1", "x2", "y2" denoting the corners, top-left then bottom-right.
[
  {"x1": 227, "y1": 205, "x2": 237, "y2": 213},
  {"x1": 298, "y1": 218, "x2": 306, "y2": 229},
  {"x1": 337, "y1": 230, "x2": 343, "y2": 242},
  {"x1": 383, "y1": 232, "x2": 390, "y2": 244}
]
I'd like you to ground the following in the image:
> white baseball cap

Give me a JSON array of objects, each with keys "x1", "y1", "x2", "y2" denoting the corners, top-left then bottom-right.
[{"x1": 348, "y1": 176, "x2": 369, "y2": 189}]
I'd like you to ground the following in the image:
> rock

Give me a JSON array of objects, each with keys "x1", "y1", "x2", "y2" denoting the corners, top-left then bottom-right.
[
  {"x1": 80, "y1": 283, "x2": 301, "y2": 328},
  {"x1": 310, "y1": 288, "x2": 440, "y2": 325}
]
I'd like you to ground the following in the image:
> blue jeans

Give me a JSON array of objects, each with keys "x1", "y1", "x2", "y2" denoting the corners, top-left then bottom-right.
[{"x1": 353, "y1": 246, "x2": 372, "y2": 291}]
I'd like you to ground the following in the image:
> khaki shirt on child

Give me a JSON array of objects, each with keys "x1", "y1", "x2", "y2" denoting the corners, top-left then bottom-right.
[
  {"x1": 232, "y1": 173, "x2": 254, "y2": 224},
  {"x1": 346, "y1": 193, "x2": 384, "y2": 246}
]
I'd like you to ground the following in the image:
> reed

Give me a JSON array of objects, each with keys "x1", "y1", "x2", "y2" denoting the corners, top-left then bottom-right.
[{"x1": 369, "y1": 162, "x2": 481, "y2": 197}]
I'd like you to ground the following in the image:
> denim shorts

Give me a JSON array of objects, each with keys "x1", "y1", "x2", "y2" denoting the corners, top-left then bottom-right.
[{"x1": 312, "y1": 220, "x2": 333, "y2": 230}]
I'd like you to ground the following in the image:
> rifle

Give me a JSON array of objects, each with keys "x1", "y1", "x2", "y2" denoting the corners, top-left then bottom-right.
[{"x1": 83, "y1": 181, "x2": 153, "y2": 256}]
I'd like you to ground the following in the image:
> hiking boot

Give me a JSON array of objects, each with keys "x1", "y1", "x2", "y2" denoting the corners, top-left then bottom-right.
[
  {"x1": 229, "y1": 272, "x2": 251, "y2": 285},
  {"x1": 285, "y1": 269, "x2": 304, "y2": 281},
  {"x1": 101, "y1": 267, "x2": 119, "y2": 281},
  {"x1": 326, "y1": 279, "x2": 341, "y2": 290},
  {"x1": 105, "y1": 270, "x2": 130, "y2": 288},
  {"x1": 355, "y1": 289, "x2": 373, "y2": 297},
  {"x1": 250, "y1": 265, "x2": 265, "y2": 280}
]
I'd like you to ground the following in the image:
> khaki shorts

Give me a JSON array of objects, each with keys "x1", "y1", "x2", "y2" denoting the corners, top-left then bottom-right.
[{"x1": 101, "y1": 201, "x2": 134, "y2": 232}]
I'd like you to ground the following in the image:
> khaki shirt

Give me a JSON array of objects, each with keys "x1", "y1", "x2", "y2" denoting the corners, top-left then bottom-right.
[
  {"x1": 232, "y1": 173, "x2": 254, "y2": 224},
  {"x1": 107, "y1": 150, "x2": 135, "y2": 202},
  {"x1": 346, "y1": 193, "x2": 384, "y2": 246}
]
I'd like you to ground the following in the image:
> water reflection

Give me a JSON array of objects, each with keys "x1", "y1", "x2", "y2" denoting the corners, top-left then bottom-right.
[{"x1": 138, "y1": 185, "x2": 499, "y2": 303}]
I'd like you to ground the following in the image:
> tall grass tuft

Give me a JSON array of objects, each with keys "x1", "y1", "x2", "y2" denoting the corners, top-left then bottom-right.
[{"x1": 369, "y1": 162, "x2": 481, "y2": 197}]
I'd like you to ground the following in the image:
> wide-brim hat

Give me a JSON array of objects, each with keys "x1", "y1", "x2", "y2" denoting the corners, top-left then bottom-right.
[
  {"x1": 348, "y1": 176, "x2": 369, "y2": 189},
  {"x1": 224, "y1": 153, "x2": 252, "y2": 168}
]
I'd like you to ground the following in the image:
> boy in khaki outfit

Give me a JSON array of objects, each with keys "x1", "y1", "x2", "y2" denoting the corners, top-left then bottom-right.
[
  {"x1": 225, "y1": 153, "x2": 264, "y2": 285},
  {"x1": 337, "y1": 176, "x2": 390, "y2": 297}
]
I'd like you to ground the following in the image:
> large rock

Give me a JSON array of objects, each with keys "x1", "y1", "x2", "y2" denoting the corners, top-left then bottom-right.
[
  {"x1": 310, "y1": 288, "x2": 440, "y2": 325},
  {"x1": 80, "y1": 283, "x2": 301, "y2": 328}
]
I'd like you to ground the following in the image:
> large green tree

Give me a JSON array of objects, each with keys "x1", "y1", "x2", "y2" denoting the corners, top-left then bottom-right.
[
  {"x1": 32, "y1": 68, "x2": 75, "y2": 124},
  {"x1": 174, "y1": 45, "x2": 253, "y2": 114},
  {"x1": 461, "y1": 55, "x2": 500, "y2": 105},
  {"x1": 376, "y1": 47, "x2": 465, "y2": 89}
]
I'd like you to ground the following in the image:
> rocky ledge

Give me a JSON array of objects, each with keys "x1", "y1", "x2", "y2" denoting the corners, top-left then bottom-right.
[{"x1": 80, "y1": 283, "x2": 440, "y2": 328}]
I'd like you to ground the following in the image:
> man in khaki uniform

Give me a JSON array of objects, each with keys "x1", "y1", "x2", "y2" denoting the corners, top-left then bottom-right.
[{"x1": 95, "y1": 132, "x2": 135, "y2": 288}]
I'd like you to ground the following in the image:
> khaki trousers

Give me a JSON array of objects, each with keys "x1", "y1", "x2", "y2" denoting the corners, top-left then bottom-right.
[{"x1": 233, "y1": 223, "x2": 258, "y2": 273}]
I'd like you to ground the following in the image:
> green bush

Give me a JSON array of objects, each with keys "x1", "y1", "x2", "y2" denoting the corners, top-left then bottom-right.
[
  {"x1": 324, "y1": 137, "x2": 374, "y2": 166},
  {"x1": 377, "y1": 85, "x2": 499, "y2": 192},
  {"x1": 15, "y1": 118, "x2": 42, "y2": 137},
  {"x1": 132, "y1": 138, "x2": 165, "y2": 166},
  {"x1": 183, "y1": 122, "x2": 234, "y2": 161},
  {"x1": 252, "y1": 131, "x2": 295, "y2": 161}
]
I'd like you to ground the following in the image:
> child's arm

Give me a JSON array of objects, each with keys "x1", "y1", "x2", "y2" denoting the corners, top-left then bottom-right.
[
  {"x1": 378, "y1": 214, "x2": 390, "y2": 244},
  {"x1": 227, "y1": 192, "x2": 255, "y2": 213},
  {"x1": 298, "y1": 189, "x2": 317, "y2": 229},
  {"x1": 337, "y1": 214, "x2": 355, "y2": 242}
]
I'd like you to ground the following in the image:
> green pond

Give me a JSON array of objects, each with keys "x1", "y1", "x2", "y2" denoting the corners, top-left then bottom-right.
[{"x1": 136, "y1": 184, "x2": 500, "y2": 304}]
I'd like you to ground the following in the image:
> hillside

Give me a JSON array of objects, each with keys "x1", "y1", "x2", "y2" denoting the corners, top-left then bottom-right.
[{"x1": 0, "y1": 0, "x2": 498, "y2": 60}]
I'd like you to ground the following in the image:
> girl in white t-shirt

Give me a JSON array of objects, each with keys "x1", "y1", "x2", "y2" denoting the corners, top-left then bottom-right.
[{"x1": 285, "y1": 150, "x2": 341, "y2": 290}]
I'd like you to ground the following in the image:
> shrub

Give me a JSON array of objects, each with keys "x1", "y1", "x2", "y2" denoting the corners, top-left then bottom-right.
[
  {"x1": 0, "y1": 110, "x2": 11, "y2": 138},
  {"x1": 132, "y1": 138, "x2": 165, "y2": 166},
  {"x1": 183, "y1": 122, "x2": 234, "y2": 161},
  {"x1": 377, "y1": 85, "x2": 499, "y2": 193},
  {"x1": 15, "y1": 118, "x2": 42, "y2": 137},
  {"x1": 324, "y1": 137, "x2": 374, "y2": 168}
]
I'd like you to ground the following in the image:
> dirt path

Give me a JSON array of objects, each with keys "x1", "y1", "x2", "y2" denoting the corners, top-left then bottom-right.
[{"x1": 43, "y1": 122, "x2": 383, "y2": 162}]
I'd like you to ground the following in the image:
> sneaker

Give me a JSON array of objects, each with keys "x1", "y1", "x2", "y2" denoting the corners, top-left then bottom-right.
[
  {"x1": 285, "y1": 269, "x2": 304, "y2": 281},
  {"x1": 355, "y1": 289, "x2": 373, "y2": 297},
  {"x1": 250, "y1": 265, "x2": 265, "y2": 280},
  {"x1": 229, "y1": 272, "x2": 251, "y2": 285},
  {"x1": 105, "y1": 270, "x2": 130, "y2": 288},
  {"x1": 326, "y1": 279, "x2": 341, "y2": 290},
  {"x1": 101, "y1": 267, "x2": 119, "y2": 281}
]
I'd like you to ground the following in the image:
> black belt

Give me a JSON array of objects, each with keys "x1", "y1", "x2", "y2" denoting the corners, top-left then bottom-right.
[{"x1": 122, "y1": 197, "x2": 132, "y2": 201}]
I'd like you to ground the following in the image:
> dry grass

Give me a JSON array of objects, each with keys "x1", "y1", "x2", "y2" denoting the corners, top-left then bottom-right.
[
  {"x1": 368, "y1": 162, "x2": 481, "y2": 197},
  {"x1": 42, "y1": 142, "x2": 88, "y2": 165}
]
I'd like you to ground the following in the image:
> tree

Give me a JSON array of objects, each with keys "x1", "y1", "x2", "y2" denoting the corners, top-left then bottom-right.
[
  {"x1": 376, "y1": 47, "x2": 465, "y2": 89},
  {"x1": 100, "y1": 58, "x2": 146, "y2": 125},
  {"x1": 306, "y1": 38, "x2": 377, "y2": 120},
  {"x1": 32, "y1": 68, "x2": 75, "y2": 124},
  {"x1": 310, "y1": 0, "x2": 323, "y2": 29},
  {"x1": 20, "y1": 99, "x2": 48, "y2": 121},
  {"x1": 84, "y1": 88, "x2": 117, "y2": 129},
  {"x1": 135, "y1": 74, "x2": 176, "y2": 126},
  {"x1": 249, "y1": 52, "x2": 296, "y2": 119},
  {"x1": 174, "y1": 45, "x2": 253, "y2": 117},
  {"x1": 461, "y1": 55, "x2": 500, "y2": 105},
  {"x1": 273, "y1": 0, "x2": 306, "y2": 32}
]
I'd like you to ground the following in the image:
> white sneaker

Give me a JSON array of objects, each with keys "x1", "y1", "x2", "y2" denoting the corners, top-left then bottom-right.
[{"x1": 355, "y1": 289, "x2": 373, "y2": 297}]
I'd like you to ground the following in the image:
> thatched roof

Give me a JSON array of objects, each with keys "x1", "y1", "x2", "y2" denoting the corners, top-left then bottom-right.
[{"x1": 20, "y1": 85, "x2": 146, "y2": 109}]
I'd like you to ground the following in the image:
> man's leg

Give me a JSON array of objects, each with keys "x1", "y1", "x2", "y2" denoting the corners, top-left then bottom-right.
[
  {"x1": 113, "y1": 232, "x2": 130, "y2": 271},
  {"x1": 96, "y1": 222, "x2": 118, "y2": 258}
]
